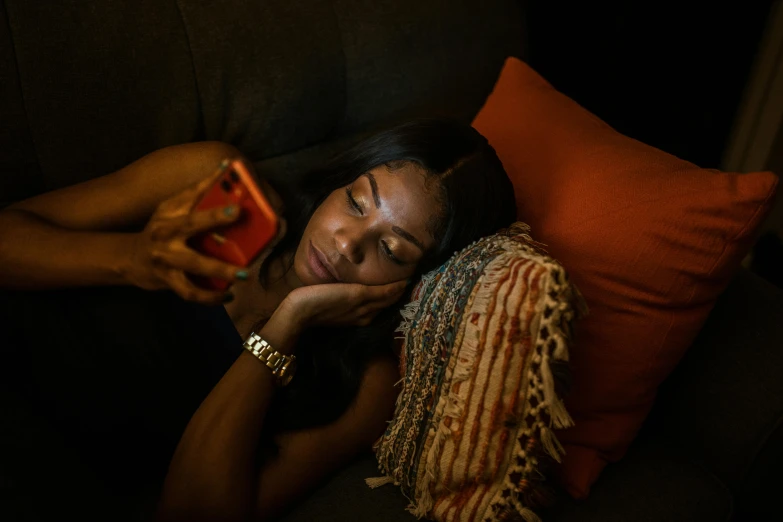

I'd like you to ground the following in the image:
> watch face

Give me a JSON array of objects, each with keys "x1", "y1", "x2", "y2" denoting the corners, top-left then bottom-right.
[{"x1": 279, "y1": 357, "x2": 297, "y2": 387}]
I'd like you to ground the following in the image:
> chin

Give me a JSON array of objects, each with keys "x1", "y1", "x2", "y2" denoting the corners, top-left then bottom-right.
[{"x1": 292, "y1": 252, "x2": 313, "y2": 286}]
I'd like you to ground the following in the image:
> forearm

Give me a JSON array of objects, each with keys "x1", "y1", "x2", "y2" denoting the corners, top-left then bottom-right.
[
  {"x1": 156, "y1": 303, "x2": 303, "y2": 522},
  {"x1": 0, "y1": 209, "x2": 132, "y2": 289}
]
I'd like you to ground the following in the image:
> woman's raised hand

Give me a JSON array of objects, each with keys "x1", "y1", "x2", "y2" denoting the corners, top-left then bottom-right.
[
  {"x1": 281, "y1": 279, "x2": 409, "y2": 330},
  {"x1": 123, "y1": 160, "x2": 251, "y2": 305}
]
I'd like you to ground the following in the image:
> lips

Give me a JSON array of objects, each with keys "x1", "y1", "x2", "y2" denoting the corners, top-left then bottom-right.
[{"x1": 308, "y1": 241, "x2": 340, "y2": 283}]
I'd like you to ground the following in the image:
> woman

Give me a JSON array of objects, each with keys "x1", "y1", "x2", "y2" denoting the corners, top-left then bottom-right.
[{"x1": 0, "y1": 119, "x2": 516, "y2": 521}]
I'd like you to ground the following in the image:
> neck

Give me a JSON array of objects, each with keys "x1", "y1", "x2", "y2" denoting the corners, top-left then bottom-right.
[{"x1": 224, "y1": 251, "x2": 301, "y2": 338}]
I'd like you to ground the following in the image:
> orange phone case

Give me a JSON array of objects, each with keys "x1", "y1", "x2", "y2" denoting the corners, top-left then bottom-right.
[{"x1": 188, "y1": 159, "x2": 280, "y2": 291}]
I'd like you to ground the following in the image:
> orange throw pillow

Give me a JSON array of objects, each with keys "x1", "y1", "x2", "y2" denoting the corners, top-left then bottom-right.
[{"x1": 472, "y1": 56, "x2": 779, "y2": 499}]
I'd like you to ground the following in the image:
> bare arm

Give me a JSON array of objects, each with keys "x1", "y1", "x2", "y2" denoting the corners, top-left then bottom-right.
[
  {"x1": 0, "y1": 141, "x2": 240, "y2": 290},
  {"x1": 154, "y1": 302, "x2": 299, "y2": 522},
  {"x1": 155, "y1": 282, "x2": 407, "y2": 522},
  {"x1": 253, "y1": 357, "x2": 398, "y2": 521},
  {"x1": 156, "y1": 303, "x2": 398, "y2": 522}
]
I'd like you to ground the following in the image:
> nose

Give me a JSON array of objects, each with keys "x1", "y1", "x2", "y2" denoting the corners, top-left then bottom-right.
[{"x1": 334, "y1": 226, "x2": 364, "y2": 264}]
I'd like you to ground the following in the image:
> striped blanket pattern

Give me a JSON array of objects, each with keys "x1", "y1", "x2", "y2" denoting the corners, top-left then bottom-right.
[{"x1": 368, "y1": 222, "x2": 587, "y2": 522}]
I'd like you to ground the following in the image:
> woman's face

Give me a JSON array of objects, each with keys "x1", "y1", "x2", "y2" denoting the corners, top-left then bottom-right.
[{"x1": 294, "y1": 162, "x2": 440, "y2": 286}]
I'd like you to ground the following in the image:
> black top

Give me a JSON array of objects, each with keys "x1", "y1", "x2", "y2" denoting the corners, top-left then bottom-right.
[{"x1": 0, "y1": 285, "x2": 243, "y2": 493}]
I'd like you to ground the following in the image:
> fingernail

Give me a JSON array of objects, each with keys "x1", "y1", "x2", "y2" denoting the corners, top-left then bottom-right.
[
  {"x1": 222, "y1": 292, "x2": 235, "y2": 303},
  {"x1": 235, "y1": 270, "x2": 249, "y2": 281},
  {"x1": 223, "y1": 205, "x2": 237, "y2": 217},
  {"x1": 219, "y1": 159, "x2": 230, "y2": 169}
]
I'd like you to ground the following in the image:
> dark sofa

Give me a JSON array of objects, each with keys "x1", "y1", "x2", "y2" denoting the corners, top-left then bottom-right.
[{"x1": 1, "y1": 1, "x2": 781, "y2": 521}]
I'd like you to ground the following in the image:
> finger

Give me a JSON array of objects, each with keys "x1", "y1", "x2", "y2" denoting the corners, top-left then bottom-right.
[
  {"x1": 153, "y1": 159, "x2": 233, "y2": 218},
  {"x1": 147, "y1": 219, "x2": 178, "y2": 242},
  {"x1": 339, "y1": 280, "x2": 404, "y2": 307},
  {"x1": 349, "y1": 284, "x2": 405, "y2": 319},
  {"x1": 364, "y1": 280, "x2": 408, "y2": 305},
  {"x1": 167, "y1": 270, "x2": 227, "y2": 305},
  {"x1": 184, "y1": 158, "x2": 236, "y2": 212},
  {"x1": 356, "y1": 304, "x2": 387, "y2": 325},
  {"x1": 156, "y1": 247, "x2": 248, "y2": 283},
  {"x1": 164, "y1": 158, "x2": 233, "y2": 212},
  {"x1": 178, "y1": 205, "x2": 240, "y2": 237}
]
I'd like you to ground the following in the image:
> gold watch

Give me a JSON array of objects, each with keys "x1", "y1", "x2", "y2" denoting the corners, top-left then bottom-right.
[{"x1": 243, "y1": 332, "x2": 297, "y2": 387}]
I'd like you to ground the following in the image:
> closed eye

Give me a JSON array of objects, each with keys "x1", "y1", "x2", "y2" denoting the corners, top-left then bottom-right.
[
  {"x1": 381, "y1": 240, "x2": 404, "y2": 265},
  {"x1": 345, "y1": 187, "x2": 363, "y2": 215}
]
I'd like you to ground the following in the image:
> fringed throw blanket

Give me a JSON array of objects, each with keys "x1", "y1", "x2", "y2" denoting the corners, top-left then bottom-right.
[{"x1": 367, "y1": 222, "x2": 588, "y2": 522}]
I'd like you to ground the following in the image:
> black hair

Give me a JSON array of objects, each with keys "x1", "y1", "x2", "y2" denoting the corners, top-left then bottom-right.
[{"x1": 259, "y1": 118, "x2": 516, "y2": 452}]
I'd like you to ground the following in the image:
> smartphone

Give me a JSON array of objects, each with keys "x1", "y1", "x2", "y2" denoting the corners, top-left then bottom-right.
[{"x1": 188, "y1": 158, "x2": 280, "y2": 291}]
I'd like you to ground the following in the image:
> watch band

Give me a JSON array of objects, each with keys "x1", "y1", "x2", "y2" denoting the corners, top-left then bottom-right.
[{"x1": 243, "y1": 332, "x2": 296, "y2": 386}]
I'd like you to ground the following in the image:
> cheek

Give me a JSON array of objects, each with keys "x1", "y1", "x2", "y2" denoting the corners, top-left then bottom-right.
[
  {"x1": 308, "y1": 195, "x2": 344, "y2": 233},
  {"x1": 355, "y1": 259, "x2": 418, "y2": 286}
]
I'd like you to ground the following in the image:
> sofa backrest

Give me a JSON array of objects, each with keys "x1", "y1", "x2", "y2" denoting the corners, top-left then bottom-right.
[{"x1": 0, "y1": 0, "x2": 524, "y2": 204}]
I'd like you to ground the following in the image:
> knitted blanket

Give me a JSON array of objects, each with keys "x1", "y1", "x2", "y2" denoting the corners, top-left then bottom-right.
[{"x1": 368, "y1": 222, "x2": 587, "y2": 522}]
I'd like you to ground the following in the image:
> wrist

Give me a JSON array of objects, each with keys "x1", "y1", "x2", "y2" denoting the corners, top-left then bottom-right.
[
  {"x1": 277, "y1": 294, "x2": 311, "y2": 332},
  {"x1": 112, "y1": 233, "x2": 140, "y2": 287},
  {"x1": 254, "y1": 299, "x2": 306, "y2": 356}
]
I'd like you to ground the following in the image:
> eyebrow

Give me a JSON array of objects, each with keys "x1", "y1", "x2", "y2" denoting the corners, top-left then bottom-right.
[
  {"x1": 362, "y1": 173, "x2": 426, "y2": 252},
  {"x1": 365, "y1": 172, "x2": 382, "y2": 208},
  {"x1": 393, "y1": 225, "x2": 425, "y2": 252}
]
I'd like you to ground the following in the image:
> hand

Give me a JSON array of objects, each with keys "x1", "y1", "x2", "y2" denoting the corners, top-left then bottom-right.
[
  {"x1": 282, "y1": 280, "x2": 409, "y2": 329},
  {"x1": 122, "y1": 159, "x2": 278, "y2": 305}
]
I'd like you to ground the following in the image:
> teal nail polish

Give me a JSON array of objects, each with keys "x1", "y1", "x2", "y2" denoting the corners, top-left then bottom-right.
[
  {"x1": 223, "y1": 206, "x2": 236, "y2": 217},
  {"x1": 236, "y1": 270, "x2": 249, "y2": 280}
]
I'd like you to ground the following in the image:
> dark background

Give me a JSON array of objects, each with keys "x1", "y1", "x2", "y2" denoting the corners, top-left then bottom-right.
[
  {"x1": 522, "y1": 2, "x2": 783, "y2": 287},
  {"x1": 523, "y1": 2, "x2": 774, "y2": 170}
]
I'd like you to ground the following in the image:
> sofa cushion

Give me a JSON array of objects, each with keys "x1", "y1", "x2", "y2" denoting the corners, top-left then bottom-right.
[
  {"x1": 471, "y1": 56, "x2": 779, "y2": 498},
  {"x1": 541, "y1": 438, "x2": 733, "y2": 522},
  {"x1": 0, "y1": 2, "x2": 40, "y2": 206},
  {"x1": 281, "y1": 439, "x2": 733, "y2": 522},
  {"x1": 333, "y1": 0, "x2": 525, "y2": 135},
  {"x1": 175, "y1": 0, "x2": 346, "y2": 161},
  {"x1": 2, "y1": 0, "x2": 526, "y2": 197},
  {"x1": 3, "y1": 0, "x2": 201, "y2": 190},
  {"x1": 647, "y1": 268, "x2": 783, "y2": 519}
]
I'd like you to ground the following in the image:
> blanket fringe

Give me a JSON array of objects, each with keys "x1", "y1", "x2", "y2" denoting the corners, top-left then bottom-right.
[
  {"x1": 518, "y1": 507, "x2": 543, "y2": 522},
  {"x1": 541, "y1": 350, "x2": 574, "y2": 429},
  {"x1": 395, "y1": 271, "x2": 437, "y2": 338},
  {"x1": 540, "y1": 427, "x2": 566, "y2": 463},
  {"x1": 365, "y1": 476, "x2": 395, "y2": 488}
]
